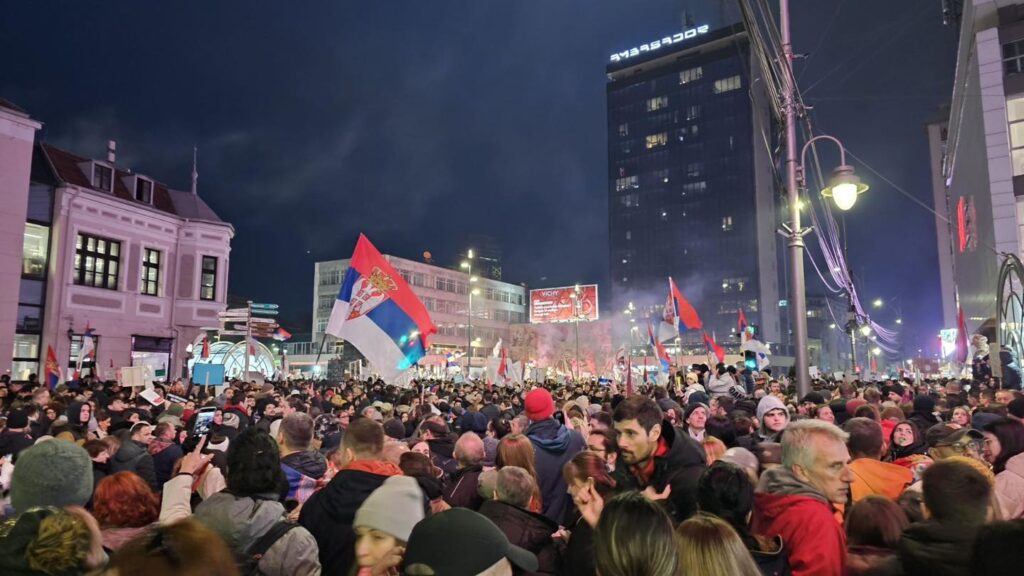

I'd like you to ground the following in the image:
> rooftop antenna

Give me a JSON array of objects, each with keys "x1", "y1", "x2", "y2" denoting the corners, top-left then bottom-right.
[{"x1": 191, "y1": 145, "x2": 198, "y2": 195}]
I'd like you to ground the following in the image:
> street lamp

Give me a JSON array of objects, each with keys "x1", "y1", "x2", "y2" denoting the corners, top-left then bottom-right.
[
  {"x1": 859, "y1": 325, "x2": 872, "y2": 337},
  {"x1": 570, "y1": 284, "x2": 582, "y2": 381},
  {"x1": 873, "y1": 298, "x2": 884, "y2": 309},
  {"x1": 872, "y1": 347, "x2": 882, "y2": 356},
  {"x1": 460, "y1": 250, "x2": 475, "y2": 374}
]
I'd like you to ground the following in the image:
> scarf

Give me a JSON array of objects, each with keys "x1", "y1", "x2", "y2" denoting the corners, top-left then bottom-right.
[{"x1": 148, "y1": 438, "x2": 175, "y2": 456}]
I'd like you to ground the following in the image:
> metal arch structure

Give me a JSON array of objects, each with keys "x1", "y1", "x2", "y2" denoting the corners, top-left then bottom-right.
[
  {"x1": 995, "y1": 253, "x2": 1024, "y2": 380},
  {"x1": 188, "y1": 339, "x2": 278, "y2": 379}
]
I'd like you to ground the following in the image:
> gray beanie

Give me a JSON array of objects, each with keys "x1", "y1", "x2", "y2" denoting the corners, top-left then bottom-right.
[
  {"x1": 354, "y1": 475, "x2": 424, "y2": 542},
  {"x1": 11, "y1": 439, "x2": 93, "y2": 513}
]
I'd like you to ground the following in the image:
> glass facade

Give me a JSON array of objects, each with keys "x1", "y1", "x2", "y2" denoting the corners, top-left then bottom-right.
[
  {"x1": 608, "y1": 30, "x2": 763, "y2": 343},
  {"x1": 15, "y1": 181, "x2": 54, "y2": 377}
]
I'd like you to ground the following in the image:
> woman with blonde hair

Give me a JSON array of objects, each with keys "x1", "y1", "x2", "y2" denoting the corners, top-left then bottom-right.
[
  {"x1": 702, "y1": 436, "x2": 727, "y2": 465},
  {"x1": 676, "y1": 513, "x2": 762, "y2": 576},
  {"x1": 496, "y1": 434, "x2": 542, "y2": 513}
]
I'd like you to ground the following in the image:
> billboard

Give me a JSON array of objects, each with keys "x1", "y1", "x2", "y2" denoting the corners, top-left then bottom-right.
[{"x1": 530, "y1": 285, "x2": 599, "y2": 324}]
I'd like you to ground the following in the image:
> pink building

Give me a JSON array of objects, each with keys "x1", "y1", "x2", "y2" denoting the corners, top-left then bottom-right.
[{"x1": 2, "y1": 99, "x2": 233, "y2": 381}]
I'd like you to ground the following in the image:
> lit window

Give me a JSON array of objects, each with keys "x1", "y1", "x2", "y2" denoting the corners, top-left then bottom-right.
[
  {"x1": 92, "y1": 164, "x2": 113, "y2": 191},
  {"x1": 686, "y1": 104, "x2": 701, "y2": 120},
  {"x1": 660, "y1": 210, "x2": 668, "y2": 221},
  {"x1": 22, "y1": 223, "x2": 49, "y2": 278},
  {"x1": 74, "y1": 233, "x2": 120, "y2": 290},
  {"x1": 625, "y1": 230, "x2": 631, "y2": 240},
  {"x1": 722, "y1": 277, "x2": 748, "y2": 293},
  {"x1": 645, "y1": 132, "x2": 668, "y2": 149},
  {"x1": 618, "y1": 123, "x2": 629, "y2": 136},
  {"x1": 686, "y1": 162, "x2": 703, "y2": 178},
  {"x1": 646, "y1": 96, "x2": 668, "y2": 112},
  {"x1": 141, "y1": 248, "x2": 160, "y2": 296},
  {"x1": 722, "y1": 216, "x2": 733, "y2": 231},
  {"x1": 200, "y1": 256, "x2": 217, "y2": 301},
  {"x1": 615, "y1": 175, "x2": 639, "y2": 191},
  {"x1": 713, "y1": 75, "x2": 743, "y2": 94},
  {"x1": 620, "y1": 193, "x2": 640, "y2": 207},
  {"x1": 654, "y1": 169, "x2": 670, "y2": 183},
  {"x1": 1007, "y1": 96, "x2": 1024, "y2": 176},
  {"x1": 679, "y1": 66, "x2": 703, "y2": 84}
]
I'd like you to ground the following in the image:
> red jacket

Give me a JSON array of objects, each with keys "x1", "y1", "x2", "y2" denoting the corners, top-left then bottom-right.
[{"x1": 752, "y1": 468, "x2": 846, "y2": 576}]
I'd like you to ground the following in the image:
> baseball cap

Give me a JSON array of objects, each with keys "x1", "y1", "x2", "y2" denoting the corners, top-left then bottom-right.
[
  {"x1": 925, "y1": 424, "x2": 983, "y2": 448},
  {"x1": 403, "y1": 508, "x2": 538, "y2": 575}
]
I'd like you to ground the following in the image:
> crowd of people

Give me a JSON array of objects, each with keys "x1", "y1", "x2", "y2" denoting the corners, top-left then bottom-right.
[{"x1": 0, "y1": 363, "x2": 1022, "y2": 576}]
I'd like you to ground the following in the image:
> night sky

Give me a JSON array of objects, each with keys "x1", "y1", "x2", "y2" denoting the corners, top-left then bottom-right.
[{"x1": 1, "y1": 1, "x2": 955, "y2": 355}]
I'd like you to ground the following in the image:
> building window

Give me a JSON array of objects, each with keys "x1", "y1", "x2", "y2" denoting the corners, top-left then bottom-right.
[
  {"x1": 92, "y1": 164, "x2": 113, "y2": 191},
  {"x1": 722, "y1": 216, "x2": 734, "y2": 231},
  {"x1": 722, "y1": 277, "x2": 748, "y2": 293},
  {"x1": 74, "y1": 233, "x2": 120, "y2": 290},
  {"x1": 615, "y1": 175, "x2": 639, "y2": 191},
  {"x1": 681, "y1": 181, "x2": 707, "y2": 195},
  {"x1": 135, "y1": 178, "x2": 153, "y2": 204},
  {"x1": 141, "y1": 248, "x2": 160, "y2": 296},
  {"x1": 713, "y1": 75, "x2": 743, "y2": 94},
  {"x1": 654, "y1": 169, "x2": 670, "y2": 183},
  {"x1": 686, "y1": 162, "x2": 703, "y2": 178},
  {"x1": 200, "y1": 256, "x2": 217, "y2": 301},
  {"x1": 1005, "y1": 40, "x2": 1024, "y2": 74},
  {"x1": 645, "y1": 132, "x2": 668, "y2": 149},
  {"x1": 22, "y1": 223, "x2": 49, "y2": 278},
  {"x1": 618, "y1": 123, "x2": 629, "y2": 136},
  {"x1": 646, "y1": 96, "x2": 668, "y2": 111},
  {"x1": 679, "y1": 66, "x2": 703, "y2": 84},
  {"x1": 620, "y1": 193, "x2": 640, "y2": 207},
  {"x1": 686, "y1": 104, "x2": 701, "y2": 120},
  {"x1": 1008, "y1": 97, "x2": 1024, "y2": 176}
]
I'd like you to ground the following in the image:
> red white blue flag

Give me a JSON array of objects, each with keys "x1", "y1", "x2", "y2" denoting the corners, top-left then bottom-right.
[
  {"x1": 703, "y1": 331, "x2": 725, "y2": 364},
  {"x1": 273, "y1": 326, "x2": 292, "y2": 341},
  {"x1": 326, "y1": 234, "x2": 437, "y2": 382},
  {"x1": 648, "y1": 320, "x2": 671, "y2": 373},
  {"x1": 667, "y1": 277, "x2": 703, "y2": 331}
]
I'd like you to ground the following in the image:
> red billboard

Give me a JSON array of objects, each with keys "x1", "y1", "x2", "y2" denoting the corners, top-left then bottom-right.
[{"x1": 530, "y1": 285, "x2": 599, "y2": 324}]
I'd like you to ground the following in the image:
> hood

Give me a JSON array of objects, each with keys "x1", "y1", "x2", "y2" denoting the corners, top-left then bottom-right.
[
  {"x1": 312, "y1": 466, "x2": 396, "y2": 523},
  {"x1": 194, "y1": 492, "x2": 286, "y2": 550},
  {"x1": 659, "y1": 422, "x2": 706, "y2": 468},
  {"x1": 757, "y1": 466, "x2": 830, "y2": 503},
  {"x1": 849, "y1": 459, "x2": 913, "y2": 501},
  {"x1": 427, "y1": 437, "x2": 455, "y2": 459},
  {"x1": 756, "y1": 395, "x2": 788, "y2": 436},
  {"x1": 526, "y1": 418, "x2": 573, "y2": 453},
  {"x1": 281, "y1": 450, "x2": 328, "y2": 479},
  {"x1": 66, "y1": 401, "x2": 89, "y2": 429},
  {"x1": 912, "y1": 395, "x2": 936, "y2": 416},
  {"x1": 112, "y1": 439, "x2": 145, "y2": 464}
]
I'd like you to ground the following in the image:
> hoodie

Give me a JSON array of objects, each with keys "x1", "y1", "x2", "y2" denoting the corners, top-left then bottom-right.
[
  {"x1": 752, "y1": 467, "x2": 845, "y2": 576},
  {"x1": 847, "y1": 458, "x2": 912, "y2": 503},
  {"x1": 756, "y1": 395, "x2": 789, "y2": 441},
  {"x1": 526, "y1": 418, "x2": 586, "y2": 523},
  {"x1": 298, "y1": 460, "x2": 401, "y2": 575},
  {"x1": 109, "y1": 439, "x2": 158, "y2": 491},
  {"x1": 426, "y1": 436, "x2": 457, "y2": 476},
  {"x1": 194, "y1": 491, "x2": 321, "y2": 576},
  {"x1": 281, "y1": 450, "x2": 328, "y2": 505}
]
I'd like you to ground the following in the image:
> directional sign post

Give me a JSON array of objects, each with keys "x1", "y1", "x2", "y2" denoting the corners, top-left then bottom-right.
[
  {"x1": 252, "y1": 309, "x2": 279, "y2": 316},
  {"x1": 251, "y1": 303, "x2": 279, "y2": 310}
]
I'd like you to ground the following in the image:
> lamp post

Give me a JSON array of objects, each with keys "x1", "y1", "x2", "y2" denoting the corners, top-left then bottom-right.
[
  {"x1": 570, "y1": 284, "x2": 582, "y2": 381},
  {"x1": 460, "y1": 250, "x2": 475, "y2": 375}
]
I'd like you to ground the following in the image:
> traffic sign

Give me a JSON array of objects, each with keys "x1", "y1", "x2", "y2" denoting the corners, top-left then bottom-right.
[
  {"x1": 252, "y1": 309, "x2": 279, "y2": 316},
  {"x1": 219, "y1": 330, "x2": 247, "y2": 336},
  {"x1": 251, "y1": 303, "x2": 279, "y2": 310},
  {"x1": 218, "y1": 313, "x2": 249, "y2": 319},
  {"x1": 225, "y1": 307, "x2": 249, "y2": 314},
  {"x1": 248, "y1": 317, "x2": 278, "y2": 325}
]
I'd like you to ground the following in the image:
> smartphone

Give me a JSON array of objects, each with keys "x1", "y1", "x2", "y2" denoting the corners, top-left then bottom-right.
[{"x1": 193, "y1": 407, "x2": 216, "y2": 436}]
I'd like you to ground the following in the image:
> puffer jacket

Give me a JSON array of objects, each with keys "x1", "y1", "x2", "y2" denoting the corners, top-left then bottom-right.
[
  {"x1": 994, "y1": 452, "x2": 1024, "y2": 519},
  {"x1": 898, "y1": 520, "x2": 980, "y2": 576},
  {"x1": 526, "y1": 418, "x2": 586, "y2": 523},
  {"x1": 193, "y1": 490, "x2": 321, "y2": 576},
  {"x1": 110, "y1": 439, "x2": 158, "y2": 491},
  {"x1": 752, "y1": 467, "x2": 845, "y2": 576},
  {"x1": 479, "y1": 500, "x2": 561, "y2": 575}
]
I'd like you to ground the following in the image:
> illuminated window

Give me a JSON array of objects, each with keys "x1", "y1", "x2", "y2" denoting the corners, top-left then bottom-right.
[
  {"x1": 620, "y1": 193, "x2": 640, "y2": 207},
  {"x1": 679, "y1": 66, "x2": 703, "y2": 84},
  {"x1": 722, "y1": 277, "x2": 748, "y2": 293},
  {"x1": 645, "y1": 132, "x2": 668, "y2": 149},
  {"x1": 141, "y1": 248, "x2": 160, "y2": 296},
  {"x1": 713, "y1": 75, "x2": 742, "y2": 94},
  {"x1": 646, "y1": 96, "x2": 668, "y2": 111},
  {"x1": 200, "y1": 256, "x2": 217, "y2": 301},
  {"x1": 722, "y1": 216, "x2": 733, "y2": 231},
  {"x1": 686, "y1": 105, "x2": 701, "y2": 120},
  {"x1": 686, "y1": 162, "x2": 703, "y2": 178},
  {"x1": 654, "y1": 169, "x2": 670, "y2": 183},
  {"x1": 618, "y1": 123, "x2": 629, "y2": 136},
  {"x1": 74, "y1": 233, "x2": 120, "y2": 290},
  {"x1": 615, "y1": 175, "x2": 639, "y2": 191},
  {"x1": 22, "y1": 223, "x2": 49, "y2": 278},
  {"x1": 1007, "y1": 97, "x2": 1024, "y2": 176}
]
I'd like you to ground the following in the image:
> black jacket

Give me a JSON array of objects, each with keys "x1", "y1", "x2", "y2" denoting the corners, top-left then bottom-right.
[
  {"x1": 443, "y1": 465, "x2": 484, "y2": 511},
  {"x1": 526, "y1": 418, "x2": 586, "y2": 523},
  {"x1": 109, "y1": 440, "x2": 158, "y2": 491},
  {"x1": 562, "y1": 516, "x2": 596, "y2": 576},
  {"x1": 427, "y1": 436, "x2": 457, "y2": 476},
  {"x1": 612, "y1": 421, "x2": 706, "y2": 523},
  {"x1": 151, "y1": 442, "x2": 184, "y2": 488},
  {"x1": 298, "y1": 467, "x2": 392, "y2": 575},
  {"x1": 898, "y1": 520, "x2": 980, "y2": 576},
  {"x1": 0, "y1": 431, "x2": 34, "y2": 463},
  {"x1": 281, "y1": 450, "x2": 328, "y2": 480},
  {"x1": 479, "y1": 500, "x2": 561, "y2": 575}
]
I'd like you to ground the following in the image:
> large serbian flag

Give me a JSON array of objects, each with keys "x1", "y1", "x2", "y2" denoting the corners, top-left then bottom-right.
[
  {"x1": 648, "y1": 320, "x2": 671, "y2": 373},
  {"x1": 326, "y1": 234, "x2": 437, "y2": 382},
  {"x1": 667, "y1": 277, "x2": 703, "y2": 331},
  {"x1": 45, "y1": 345, "x2": 60, "y2": 389}
]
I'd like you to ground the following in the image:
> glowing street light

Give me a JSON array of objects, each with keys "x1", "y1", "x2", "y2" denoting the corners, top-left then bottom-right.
[
  {"x1": 859, "y1": 325, "x2": 872, "y2": 337},
  {"x1": 873, "y1": 298, "x2": 883, "y2": 308},
  {"x1": 872, "y1": 347, "x2": 882, "y2": 356},
  {"x1": 895, "y1": 318, "x2": 903, "y2": 325}
]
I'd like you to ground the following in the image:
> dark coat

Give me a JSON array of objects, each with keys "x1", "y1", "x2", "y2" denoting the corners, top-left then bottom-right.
[
  {"x1": 847, "y1": 545, "x2": 901, "y2": 576},
  {"x1": 562, "y1": 515, "x2": 596, "y2": 576},
  {"x1": 298, "y1": 466, "x2": 393, "y2": 575},
  {"x1": 479, "y1": 500, "x2": 561, "y2": 575},
  {"x1": 526, "y1": 418, "x2": 586, "y2": 523},
  {"x1": 151, "y1": 442, "x2": 184, "y2": 488},
  {"x1": 898, "y1": 520, "x2": 980, "y2": 576},
  {"x1": 109, "y1": 440, "x2": 158, "y2": 491},
  {"x1": 612, "y1": 422, "x2": 706, "y2": 523},
  {"x1": 0, "y1": 431, "x2": 34, "y2": 462},
  {"x1": 443, "y1": 465, "x2": 484, "y2": 510}
]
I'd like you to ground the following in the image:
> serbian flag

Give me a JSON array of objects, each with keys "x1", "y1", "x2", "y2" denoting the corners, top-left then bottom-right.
[
  {"x1": 703, "y1": 331, "x2": 725, "y2": 363},
  {"x1": 667, "y1": 277, "x2": 702, "y2": 331},
  {"x1": 498, "y1": 346, "x2": 508, "y2": 382},
  {"x1": 326, "y1": 234, "x2": 437, "y2": 382},
  {"x1": 273, "y1": 326, "x2": 292, "y2": 341},
  {"x1": 648, "y1": 320, "x2": 671, "y2": 373},
  {"x1": 75, "y1": 323, "x2": 96, "y2": 376},
  {"x1": 955, "y1": 306, "x2": 969, "y2": 363},
  {"x1": 44, "y1": 345, "x2": 60, "y2": 389},
  {"x1": 738, "y1": 309, "x2": 748, "y2": 341}
]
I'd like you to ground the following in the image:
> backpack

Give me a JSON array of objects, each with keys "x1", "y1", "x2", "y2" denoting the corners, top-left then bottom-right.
[{"x1": 237, "y1": 520, "x2": 299, "y2": 576}]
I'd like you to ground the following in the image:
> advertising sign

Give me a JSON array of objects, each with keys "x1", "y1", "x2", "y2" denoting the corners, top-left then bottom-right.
[
  {"x1": 939, "y1": 328, "x2": 958, "y2": 358},
  {"x1": 529, "y1": 285, "x2": 599, "y2": 324}
]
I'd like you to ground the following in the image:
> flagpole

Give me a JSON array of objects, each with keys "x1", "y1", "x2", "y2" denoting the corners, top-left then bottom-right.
[
  {"x1": 313, "y1": 332, "x2": 328, "y2": 376},
  {"x1": 244, "y1": 300, "x2": 252, "y2": 380}
]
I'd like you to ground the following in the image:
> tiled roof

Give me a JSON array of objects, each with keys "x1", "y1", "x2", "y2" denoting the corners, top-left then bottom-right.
[{"x1": 35, "y1": 143, "x2": 225, "y2": 224}]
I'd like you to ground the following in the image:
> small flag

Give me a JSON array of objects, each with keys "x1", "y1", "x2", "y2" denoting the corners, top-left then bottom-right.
[
  {"x1": 273, "y1": 326, "x2": 292, "y2": 341},
  {"x1": 498, "y1": 345, "x2": 508, "y2": 381},
  {"x1": 248, "y1": 338, "x2": 257, "y2": 357},
  {"x1": 201, "y1": 337, "x2": 210, "y2": 359},
  {"x1": 647, "y1": 320, "x2": 671, "y2": 373},
  {"x1": 76, "y1": 323, "x2": 96, "y2": 376},
  {"x1": 738, "y1": 308, "x2": 748, "y2": 341},
  {"x1": 668, "y1": 277, "x2": 703, "y2": 331},
  {"x1": 703, "y1": 331, "x2": 725, "y2": 364},
  {"x1": 45, "y1": 345, "x2": 60, "y2": 389}
]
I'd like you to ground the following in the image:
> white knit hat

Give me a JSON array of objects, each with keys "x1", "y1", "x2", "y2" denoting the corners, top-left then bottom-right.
[{"x1": 354, "y1": 475, "x2": 424, "y2": 542}]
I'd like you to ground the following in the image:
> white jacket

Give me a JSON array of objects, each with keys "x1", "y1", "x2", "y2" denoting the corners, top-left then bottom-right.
[{"x1": 995, "y1": 452, "x2": 1024, "y2": 520}]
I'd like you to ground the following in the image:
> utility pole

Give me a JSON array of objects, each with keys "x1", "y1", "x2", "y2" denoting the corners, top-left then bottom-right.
[
  {"x1": 780, "y1": 0, "x2": 811, "y2": 397},
  {"x1": 244, "y1": 300, "x2": 252, "y2": 379}
]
